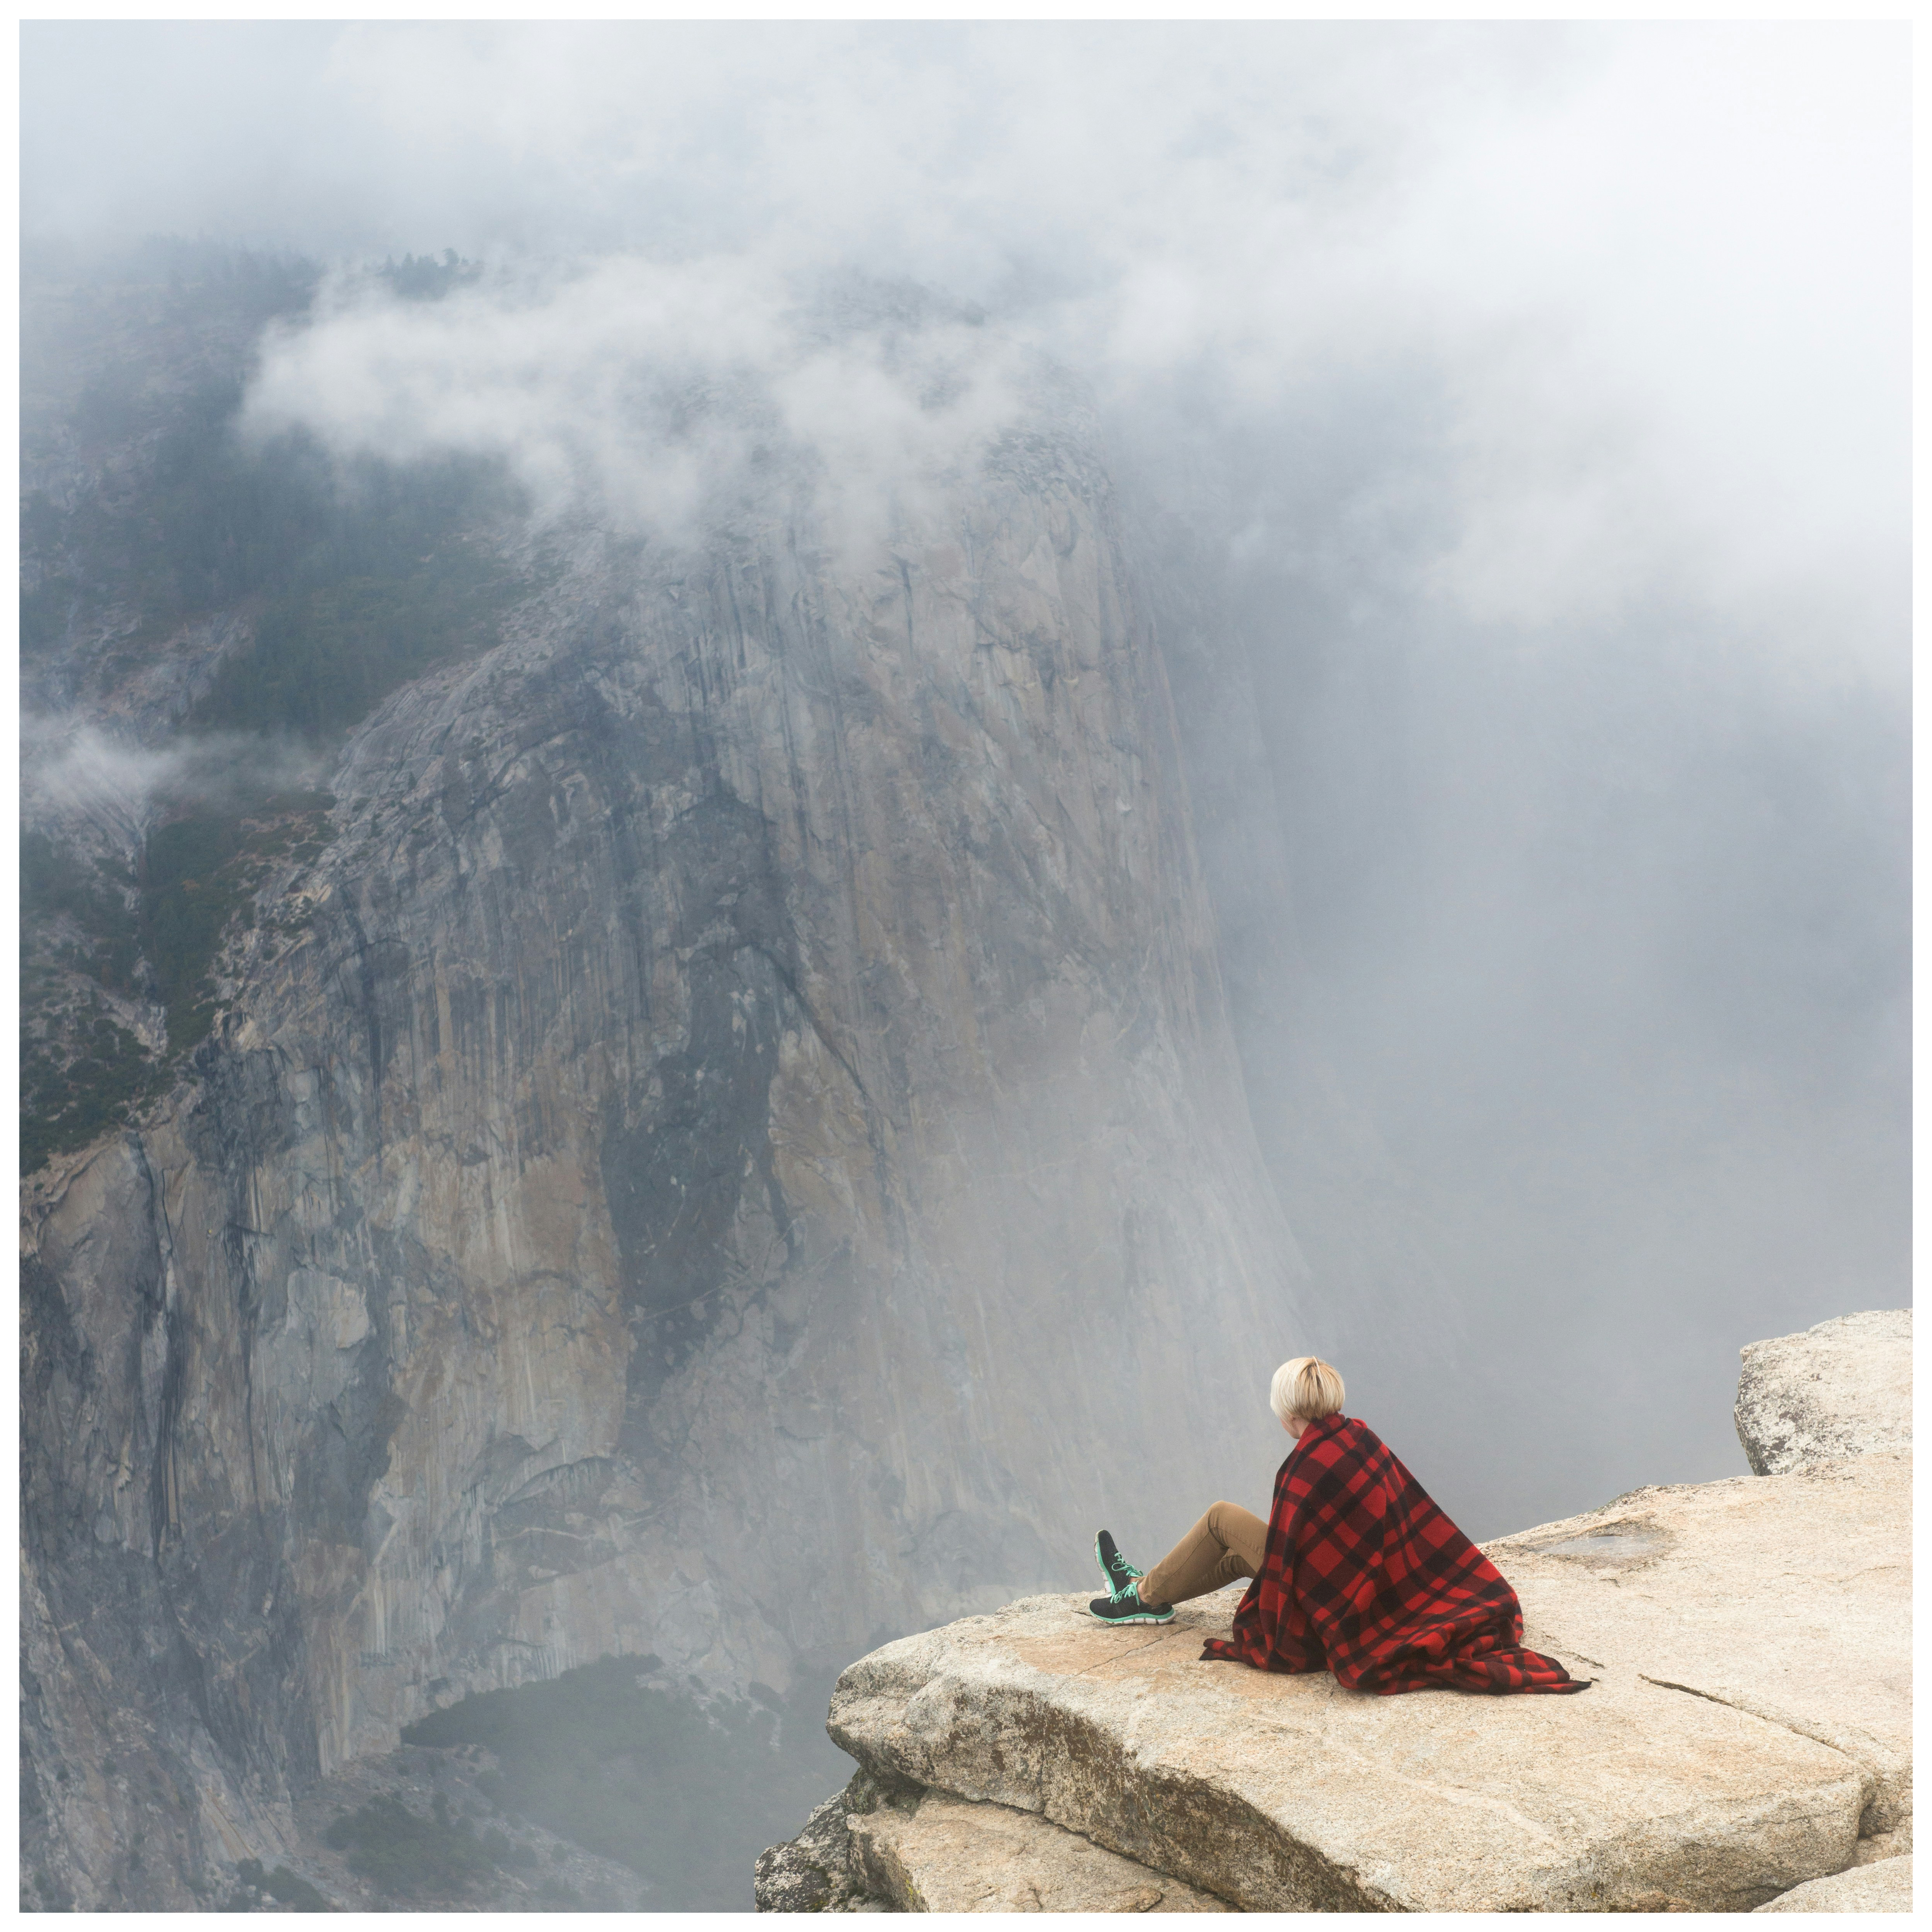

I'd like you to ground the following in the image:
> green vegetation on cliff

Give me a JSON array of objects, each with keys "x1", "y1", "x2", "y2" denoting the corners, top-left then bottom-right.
[
  {"x1": 20, "y1": 242, "x2": 529, "y2": 1176},
  {"x1": 138, "y1": 788, "x2": 336, "y2": 1052},
  {"x1": 24, "y1": 240, "x2": 520, "y2": 737},
  {"x1": 19, "y1": 789, "x2": 338, "y2": 1172},
  {"x1": 225, "y1": 1859, "x2": 330, "y2": 1912},
  {"x1": 322, "y1": 1796, "x2": 498, "y2": 1901},
  {"x1": 19, "y1": 1001, "x2": 158, "y2": 1177}
]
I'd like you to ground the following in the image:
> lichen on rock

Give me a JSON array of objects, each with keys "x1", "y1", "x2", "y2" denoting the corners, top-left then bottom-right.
[{"x1": 1734, "y1": 1309, "x2": 1912, "y2": 1476}]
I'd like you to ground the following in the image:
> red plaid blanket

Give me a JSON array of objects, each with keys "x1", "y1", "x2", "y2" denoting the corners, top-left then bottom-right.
[{"x1": 1201, "y1": 1413, "x2": 1588, "y2": 1695}]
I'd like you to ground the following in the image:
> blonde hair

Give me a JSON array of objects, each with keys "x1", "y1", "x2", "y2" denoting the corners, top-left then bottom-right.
[{"x1": 1269, "y1": 1356, "x2": 1345, "y2": 1425}]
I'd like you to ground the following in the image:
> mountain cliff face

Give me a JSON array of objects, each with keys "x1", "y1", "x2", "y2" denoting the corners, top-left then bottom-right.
[{"x1": 20, "y1": 274, "x2": 1304, "y2": 1906}]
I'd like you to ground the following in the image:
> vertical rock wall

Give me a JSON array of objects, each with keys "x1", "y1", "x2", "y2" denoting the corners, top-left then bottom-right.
[{"x1": 21, "y1": 423, "x2": 1305, "y2": 1903}]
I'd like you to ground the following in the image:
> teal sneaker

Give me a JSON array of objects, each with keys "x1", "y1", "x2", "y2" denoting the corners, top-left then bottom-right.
[
  {"x1": 1087, "y1": 1588, "x2": 1174, "y2": 1624},
  {"x1": 1094, "y1": 1529, "x2": 1144, "y2": 1601}
]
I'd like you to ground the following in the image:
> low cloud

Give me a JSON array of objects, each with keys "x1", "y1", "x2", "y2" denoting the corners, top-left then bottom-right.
[
  {"x1": 25, "y1": 22, "x2": 1908, "y2": 682},
  {"x1": 23, "y1": 718, "x2": 332, "y2": 838},
  {"x1": 246, "y1": 259, "x2": 1040, "y2": 553}
]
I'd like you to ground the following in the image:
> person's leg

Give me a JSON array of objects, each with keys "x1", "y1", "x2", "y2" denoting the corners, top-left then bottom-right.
[
  {"x1": 1134, "y1": 1501, "x2": 1269, "y2": 1607},
  {"x1": 1205, "y1": 1499, "x2": 1268, "y2": 1578}
]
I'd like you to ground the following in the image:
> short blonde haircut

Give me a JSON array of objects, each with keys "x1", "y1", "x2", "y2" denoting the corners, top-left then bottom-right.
[{"x1": 1270, "y1": 1356, "x2": 1345, "y2": 1424}]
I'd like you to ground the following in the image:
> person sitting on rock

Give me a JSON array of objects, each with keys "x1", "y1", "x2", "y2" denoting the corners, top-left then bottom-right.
[{"x1": 1089, "y1": 1355, "x2": 1589, "y2": 1695}]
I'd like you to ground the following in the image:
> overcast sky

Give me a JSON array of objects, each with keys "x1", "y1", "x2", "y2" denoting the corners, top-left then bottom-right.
[
  {"x1": 23, "y1": 21, "x2": 1908, "y2": 675},
  {"x1": 21, "y1": 21, "x2": 1911, "y2": 1529}
]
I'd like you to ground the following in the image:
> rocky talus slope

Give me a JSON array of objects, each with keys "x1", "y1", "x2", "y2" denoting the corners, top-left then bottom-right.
[
  {"x1": 758, "y1": 1312, "x2": 1911, "y2": 1912},
  {"x1": 21, "y1": 407, "x2": 1303, "y2": 1905}
]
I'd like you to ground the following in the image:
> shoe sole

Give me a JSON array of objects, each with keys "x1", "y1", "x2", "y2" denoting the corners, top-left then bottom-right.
[{"x1": 1087, "y1": 1603, "x2": 1174, "y2": 1624}]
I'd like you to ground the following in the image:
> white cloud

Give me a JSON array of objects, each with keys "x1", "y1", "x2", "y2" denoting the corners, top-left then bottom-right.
[
  {"x1": 22, "y1": 719, "x2": 332, "y2": 836},
  {"x1": 245, "y1": 256, "x2": 1041, "y2": 553},
  {"x1": 24, "y1": 21, "x2": 1908, "y2": 677},
  {"x1": 22, "y1": 722, "x2": 189, "y2": 833}
]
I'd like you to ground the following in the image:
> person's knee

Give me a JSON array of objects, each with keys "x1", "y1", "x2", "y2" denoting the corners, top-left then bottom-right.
[{"x1": 1205, "y1": 1501, "x2": 1238, "y2": 1540}]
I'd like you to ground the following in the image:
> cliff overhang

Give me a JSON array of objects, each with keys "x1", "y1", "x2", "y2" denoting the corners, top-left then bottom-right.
[{"x1": 760, "y1": 1310, "x2": 1912, "y2": 1912}]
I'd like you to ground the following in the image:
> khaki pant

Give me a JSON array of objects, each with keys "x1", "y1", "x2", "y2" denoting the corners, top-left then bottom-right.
[{"x1": 1135, "y1": 1500, "x2": 1269, "y2": 1608}]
